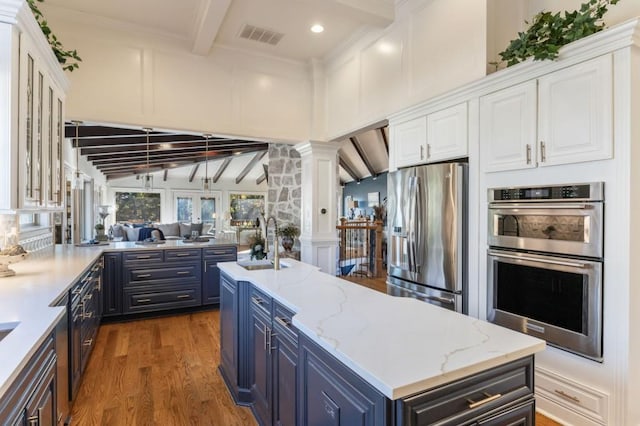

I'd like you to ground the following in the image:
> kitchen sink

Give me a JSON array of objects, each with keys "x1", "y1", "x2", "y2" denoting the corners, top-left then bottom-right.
[
  {"x1": 237, "y1": 260, "x2": 288, "y2": 271},
  {"x1": 0, "y1": 321, "x2": 19, "y2": 342}
]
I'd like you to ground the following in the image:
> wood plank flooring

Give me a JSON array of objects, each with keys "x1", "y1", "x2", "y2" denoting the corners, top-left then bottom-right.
[
  {"x1": 70, "y1": 311, "x2": 257, "y2": 425},
  {"x1": 72, "y1": 276, "x2": 563, "y2": 425}
]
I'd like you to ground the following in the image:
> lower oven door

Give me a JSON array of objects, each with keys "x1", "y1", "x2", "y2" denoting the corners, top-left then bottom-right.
[{"x1": 487, "y1": 249, "x2": 603, "y2": 361}]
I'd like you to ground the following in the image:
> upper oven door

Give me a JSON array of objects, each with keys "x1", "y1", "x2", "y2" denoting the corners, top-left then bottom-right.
[{"x1": 488, "y1": 202, "x2": 603, "y2": 258}]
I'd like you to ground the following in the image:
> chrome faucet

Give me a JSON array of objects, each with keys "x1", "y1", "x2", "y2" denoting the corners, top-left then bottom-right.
[{"x1": 262, "y1": 215, "x2": 280, "y2": 270}]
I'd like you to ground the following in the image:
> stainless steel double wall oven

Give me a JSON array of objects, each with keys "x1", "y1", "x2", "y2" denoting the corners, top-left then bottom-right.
[{"x1": 487, "y1": 183, "x2": 604, "y2": 361}]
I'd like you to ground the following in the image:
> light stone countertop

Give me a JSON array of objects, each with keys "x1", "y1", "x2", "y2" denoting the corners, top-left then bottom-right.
[
  {"x1": 0, "y1": 239, "x2": 236, "y2": 400},
  {"x1": 219, "y1": 259, "x2": 546, "y2": 400}
]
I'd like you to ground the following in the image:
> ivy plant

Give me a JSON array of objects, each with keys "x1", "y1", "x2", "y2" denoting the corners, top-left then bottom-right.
[
  {"x1": 499, "y1": 0, "x2": 620, "y2": 67},
  {"x1": 26, "y1": 0, "x2": 81, "y2": 72}
]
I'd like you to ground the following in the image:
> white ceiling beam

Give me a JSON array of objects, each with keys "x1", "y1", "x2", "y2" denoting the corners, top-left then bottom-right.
[
  {"x1": 191, "y1": 0, "x2": 232, "y2": 56},
  {"x1": 303, "y1": 0, "x2": 394, "y2": 27}
]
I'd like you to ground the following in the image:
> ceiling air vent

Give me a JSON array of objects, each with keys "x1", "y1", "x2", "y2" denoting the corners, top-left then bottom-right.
[{"x1": 239, "y1": 24, "x2": 284, "y2": 46}]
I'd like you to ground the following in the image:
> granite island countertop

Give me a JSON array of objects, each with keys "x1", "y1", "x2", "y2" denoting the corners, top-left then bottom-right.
[
  {"x1": 219, "y1": 259, "x2": 546, "y2": 400},
  {"x1": 0, "y1": 239, "x2": 237, "y2": 400}
]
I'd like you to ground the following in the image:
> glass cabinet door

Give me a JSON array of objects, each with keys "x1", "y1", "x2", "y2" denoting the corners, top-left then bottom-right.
[{"x1": 24, "y1": 53, "x2": 34, "y2": 202}]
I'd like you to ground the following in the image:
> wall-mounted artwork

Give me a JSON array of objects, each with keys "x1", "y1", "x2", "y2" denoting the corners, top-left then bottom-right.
[{"x1": 229, "y1": 193, "x2": 265, "y2": 226}]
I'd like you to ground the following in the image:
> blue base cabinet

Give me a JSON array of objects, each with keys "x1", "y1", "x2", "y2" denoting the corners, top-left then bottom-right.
[
  {"x1": 219, "y1": 272, "x2": 252, "y2": 404},
  {"x1": 0, "y1": 333, "x2": 57, "y2": 425},
  {"x1": 101, "y1": 246, "x2": 237, "y2": 320},
  {"x1": 218, "y1": 273, "x2": 535, "y2": 426},
  {"x1": 102, "y1": 252, "x2": 123, "y2": 317},
  {"x1": 299, "y1": 334, "x2": 389, "y2": 426},
  {"x1": 203, "y1": 247, "x2": 237, "y2": 305}
]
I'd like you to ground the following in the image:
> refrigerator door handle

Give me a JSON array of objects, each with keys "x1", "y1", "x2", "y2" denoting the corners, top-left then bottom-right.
[
  {"x1": 408, "y1": 176, "x2": 419, "y2": 273},
  {"x1": 414, "y1": 175, "x2": 423, "y2": 274}
]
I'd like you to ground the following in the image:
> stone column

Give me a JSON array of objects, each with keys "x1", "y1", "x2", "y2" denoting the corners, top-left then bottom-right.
[
  {"x1": 295, "y1": 141, "x2": 340, "y2": 274},
  {"x1": 267, "y1": 144, "x2": 301, "y2": 249}
]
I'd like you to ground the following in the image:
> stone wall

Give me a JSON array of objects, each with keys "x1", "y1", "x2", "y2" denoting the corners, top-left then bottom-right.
[{"x1": 267, "y1": 144, "x2": 301, "y2": 236}]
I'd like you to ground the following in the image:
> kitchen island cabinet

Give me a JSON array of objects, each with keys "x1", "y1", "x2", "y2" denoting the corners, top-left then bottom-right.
[
  {"x1": 0, "y1": 332, "x2": 57, "y2": 426},
  {"x1": 218, "y1": 261, "x2": 544, "y2": 426}
]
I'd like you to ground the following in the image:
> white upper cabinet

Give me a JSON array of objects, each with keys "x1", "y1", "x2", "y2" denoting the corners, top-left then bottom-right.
[
  {"x1": 0, "y1": 7, "x2": 68, "y2": 211},
  {"x1": 482, "y1": 55, "x2": 613, "y2": 172},
  {"x1": 392, "y1": 102, "x2": 468, "y2": 169},
  {"x1": 393, "y1": 116, "x2": 427, "y2": 169},
  {"x1": 426, "y1": 102, "x2": 468, "y2": 162},
  {"x1": 481, "y1": 81, "x2": 537, "y2": 172},
  {"x1": 537, "y1": 54, "x2": 613, "y2": 167}
]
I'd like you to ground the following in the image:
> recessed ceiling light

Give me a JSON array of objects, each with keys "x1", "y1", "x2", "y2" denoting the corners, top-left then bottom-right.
[{"x1": 310, "y1": 24, "x2": 324, "y2": 34}]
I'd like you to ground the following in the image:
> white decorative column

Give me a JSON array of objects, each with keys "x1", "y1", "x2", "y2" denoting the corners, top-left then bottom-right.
[{"x1": 295, "y1": 141, "x2": 339, "y2": 274}]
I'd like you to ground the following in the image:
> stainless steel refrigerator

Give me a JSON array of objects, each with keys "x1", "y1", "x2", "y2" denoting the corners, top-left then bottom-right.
[{"x1": 386, "y1": 162, "x2": 467, "y2": 313}]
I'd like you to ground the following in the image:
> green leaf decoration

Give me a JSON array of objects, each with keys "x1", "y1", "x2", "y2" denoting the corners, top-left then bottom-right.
[
  {"x1": 498, "y1": 0, "x2": 620, "y2": 67},
  {"x1": 26, "y1": 0, "x2": 81, "y2": 72}
]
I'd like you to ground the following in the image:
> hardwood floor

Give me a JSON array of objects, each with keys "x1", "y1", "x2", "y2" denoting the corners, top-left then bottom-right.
[
  {"x1": 72, "y1": 277, "x2": 563, "y2": 425},
  {"x1": 70, "y1": 311, "x2": 257, "y2": 425}
]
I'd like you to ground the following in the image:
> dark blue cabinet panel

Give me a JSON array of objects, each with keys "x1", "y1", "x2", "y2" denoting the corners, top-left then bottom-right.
[
  {"x1": 273, "y1": 331, "x2": 297, "y2": 426},
  {"x1": 102, "y1": 253, "x2": 122, "y2": 317},
  {"x1": 203, "y1": 246, "x2": 236, "y2": 305},
  {"x1": 0, "y1": 333, "x2": 57, "y2": 425},
  {"x1": 219, "y1": 273, "x2": 252, "y2": 404},
  {"x1": 299, "y1": 334, "x2": 388, "y2": 426},
  {"x1": 250, "y1": 306, "x2": 272, "y2": 425}
]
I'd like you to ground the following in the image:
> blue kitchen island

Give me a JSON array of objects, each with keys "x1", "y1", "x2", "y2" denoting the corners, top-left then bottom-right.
[{"x1": 218, "y1": 259, "x2": 545, "y2": 425}]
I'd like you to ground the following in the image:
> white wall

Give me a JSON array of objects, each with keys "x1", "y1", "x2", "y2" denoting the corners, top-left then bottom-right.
[
  {"x1": 324, "y1": 0, "x2": 488, "y2": 139},
  {"x1": 40, "y1": 6, "x2": 312, "y2": 144},
  {"x1": 527, "y1": 0, "x2": 640, "y2": 26}
]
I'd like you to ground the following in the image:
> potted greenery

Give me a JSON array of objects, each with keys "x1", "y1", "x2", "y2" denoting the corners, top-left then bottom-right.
[
  {"x1": 277, "y1": 224, "x2": 299, "y2": 252},
  {"x1": 498, "y1": 0, "x2": 619, "y2": 67},
  {"x1": 94, "y1": 223, "x2": 107, "y2": 241},
  {"x1": 248, "y1": 231, "x2": 266, "y2": 260}
]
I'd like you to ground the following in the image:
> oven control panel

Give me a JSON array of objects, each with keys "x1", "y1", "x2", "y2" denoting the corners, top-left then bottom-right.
[{"x1": 490, "y1": 182, "x2": 603, "y2": 202}]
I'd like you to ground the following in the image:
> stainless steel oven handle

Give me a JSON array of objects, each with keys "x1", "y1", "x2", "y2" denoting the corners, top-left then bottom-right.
[
  {"x1": 488, "y1": 250, "x2": 587, "y2": 268},
  {"x1": 489, "y1": 203, "x2": 592, "y2": 209}
]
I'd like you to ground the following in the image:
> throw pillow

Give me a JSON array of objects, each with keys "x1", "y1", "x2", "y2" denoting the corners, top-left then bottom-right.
[
  {"x1": 179, "y1": 223, "x2": 192, "y2": 238},
  {"x1": 191, "y1": 223, "x2": 203, "y2": 235},
  {"x1": 157, "y1": 222, "x2": 179, "y2": 237},
  {"x1": 124, "y1": 226, "x2": 140, "y2": 242}
]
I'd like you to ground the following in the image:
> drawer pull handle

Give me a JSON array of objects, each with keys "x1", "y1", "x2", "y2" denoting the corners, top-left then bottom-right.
[
  {"x1": 83, "y1": 311, "x2": 93, "y2": 319},
  {"x1": 251, "y1": 296, "x2": 264, "y2": 306},
  {"x1": 83, "y1": 338, "x2": 93, "y2": 346},
  {"x1": 176, "y1": 271, "x2": 190, "y2": 275},
  {"x1": 138, "y1": 298, "x2": 152, "y2": 303},
  {"x1": 467, "y1": 392, "x2": 502, "y2": 409},
  {"x1": 28, "y1": 415, "x2": 38, "y2": 425},
  {"x1": 136, "y1": 255, "x2": 151, "y2": 259},
  {"x1": 137, "y1": 274, "x2": 152, "y2": 279},
  {"x1": 275, "y1": 316, "x2": 291, "y2": 328},
  {"x1": 554, "y1": 389, "x2": 581, "y2": 403},
  {"x1": 83, "y1": 293, "x2": 93, "y2": 301},
  {"x1": 177, "y1": 294, "x2": 191, "y2": 299},
  {"x1": 176, "y1": 253, "x2": 191, "y2": 257}
]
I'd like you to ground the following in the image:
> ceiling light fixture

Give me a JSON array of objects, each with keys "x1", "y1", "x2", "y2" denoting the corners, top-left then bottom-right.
[
  {"x1": 310, "y1": 24, "x2": 324, "y2": 33},
  {"x1": 202, "y1": 134, "x2": 212, "y2": 192},
  {"x1": 142, "y1": 127, "x2": 153, "y2": 191},
  {"x1": 71, "y1": 120, "x2": 83, "y2": 189}
]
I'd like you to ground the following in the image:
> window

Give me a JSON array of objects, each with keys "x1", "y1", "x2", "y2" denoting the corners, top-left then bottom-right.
[
  {"x1": 173, "y1": 191, "x2": 221, "y2": 232},
  {"x1": 115, "y1": 192, "x2": 161, "y2": 223}
]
